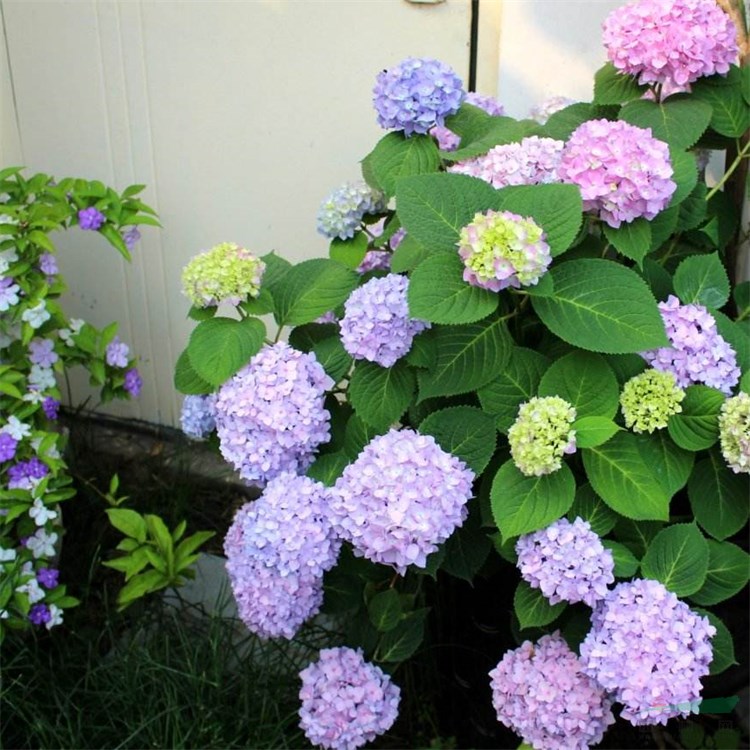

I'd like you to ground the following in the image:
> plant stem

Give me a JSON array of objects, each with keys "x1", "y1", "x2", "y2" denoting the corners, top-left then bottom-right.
[{"x1": 706, "y1": 140, "x2": 750, "y2": 201}]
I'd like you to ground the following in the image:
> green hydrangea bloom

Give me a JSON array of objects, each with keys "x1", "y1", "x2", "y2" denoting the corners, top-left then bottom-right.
[
  {"x1": 718, "y1": 391, "x2": 750, "y2": 474},
  {"x1": 181, "y1": 242, "x2": 265, "y2": 308},
  {"x1": 508, "y1": 396, "x2": 577, "y2": 476},
  {"x1": 620, "y1": 369, "x2": 685, "y2": 433}
]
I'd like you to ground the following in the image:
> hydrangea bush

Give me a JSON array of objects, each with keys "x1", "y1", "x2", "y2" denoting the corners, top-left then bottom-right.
[{"x1": 174, "y1": 1, "x2": 749, "y2": 745}]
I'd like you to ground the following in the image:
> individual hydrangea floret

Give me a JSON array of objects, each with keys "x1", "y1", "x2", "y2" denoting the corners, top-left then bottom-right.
[
  {"x1": 718, "y1": 391, "x2": 750, "y2": 473},
  {"x1": 339, "y1": 274, "x2": 430, "y2": 368},
  {"x1": 78, "y1": 207, "x2": 105, "y2": 230},
  {"x1": 124, "y1": 368, "x2": 142, "y2": 397},
  {"x1": 214, "y1": 343, "x2": 333, "y2": 487},
  {"x1": 180, "y1": 394, "x2": 216, "y2": 440},
  {"x1": 529, "y1": 95, "x2": 576, "y2": 124},
  {"x1": 449, "y1": 137, "x2": 564, "y2": 189},
  {"x1": 373, "y1": 57, "x2": 465, "y2": 136},
  {"x1": 602, "y1": 0, "x2": 739, "y2": 97},
  {"x1": 299, "y1": 647, "x2": 401, "y2": 750},
  {"x1": 181, "y1": 242, "x2": 265, "y2": 308},
  {"x1": 458, "y1": 210, "x2": 551, "y2": 293},
  {"x1": 316, "y1": 181, "x2": 386, "y2": 241},
  {"x1": 642, "y1": 295, "x2": 740, "y2": 394},
  {"x1": 620, "y1": 368, "x2": 685, "y2": 433},
  {"x1": 581, "y1": 578, "x2": 715, "y2": 726},
  {"x1": 515, "y1": 517, "x2": 614, "y2": 607},
  {"x1": 489, "y1": 632, "x2": 615, "y2": 750},
  {"x1": 431, "y1": 91, "x2": 505, "y2": 150},
  {"x1": 508, "y1": 396, "x2": 577, "y2": 476},
  {"x1": 330, "y1": 428, "x2": 474, "y2": 574},
  {"x1": 224, "y1": 473, "x2": 340, "y2": 639},
  {"x1": 558, "y1": 119, "x2": 676, "y2": 228}
]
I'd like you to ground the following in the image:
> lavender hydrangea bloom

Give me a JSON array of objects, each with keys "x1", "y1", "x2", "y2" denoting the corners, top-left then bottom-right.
[
  {"x1": 356, "y1": 250, "x2": 391, "y2": 274},
  {"x1": 42, "y1": 398, "x2": 60, "y2": 421},
  {"x1": 558, "y1": 119, "x2": 676, "y2": 228},
  {"x1": 331, "y1": 428, "x2": 475, "y2": 574},
  {"x1": 105, "y1": 336, "x2": 130, "y2": 368},
  {"x1": 78, "y1": 207, "x2": 106, "y2": 230},
  {"x1": 339, "y1": 274, "x2": 430, "y2": 368},
  {"x1": 214, "y1": 343, "x2": 333, "y2": 487},
  {"x1": 0, "y1": 277, "x2": 21, "y2": 312},
  {"x1": 123, "y1": 368, "x2": 142, "y2": 397},
  {"x1": 316, "y1": 182, "x2": 386, "y2": 241},
  {"x1": 0, "y1": 433, "x2": 18, "y2": 462},
  {"x1": 373, "y1": 57, "x2": 465, "y2": 136},
  {"x1": 8, "y1": 457, "x2": 49, "y2": 490},
  {"x1": 529, "y1": 95, "x2": 576, "y2": 124},
  {"x1": 581, "y1": 578, "x2": 715, "y2": 726},
  {"x1": 224, "y1": 473, "x2": 340, "y2": 639},
  {"x1": 641, "y1": 295, "x2": 740, "y2": 394},
  {"x1": 180, "y1": 394, "x2": 216, "y2": 440},
  {"x1": 603, "y1": 0, "x2": 738, "y2": 97},
  {"x1": 449, "y1": 137, "x2": 564, "y2": 189},
  {"x1": 299, "y1": 647, "x2": 401, "y2": 750},
  {"x1": 489, "y1": 632, "x2": 615, "y2": 750},
  {"x1": 515, "y1": 517, "x2": 614, "y2": 607},
  {"x1": 431, "y1": 91, "x2": 505, "y2": 151}
]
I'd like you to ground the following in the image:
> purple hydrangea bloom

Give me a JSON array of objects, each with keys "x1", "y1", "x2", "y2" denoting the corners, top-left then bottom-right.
[
  {"x1": 0, "y1": 276, "x2": 21, "y2": 312},
  {"x1": 29, "y1": 603, "x2": 51, "y2": 626},
  {"x1": 641, "y1": 295, "x2": 740, "y2": 394},
  {"x1": 339, "y1": 274, "x2": 430, "y2": 368},
  {"x1": 580, "y1": 578, "x2": 715, "y2": 726},
  {"x1": 123, "y1": 368, "x2": 142, "y2": 397},
  {"x1": 489, "y1": 632, "x2": 615, "y2": 750},
  {"x1": 331, "y1": 428, "x2": 475, "y2": 574},
  {"x1": 8, "y1": 457, "x2": 49, "y2": 490},
  {"x1": 431, "y1": 91, "x2": 505, "y2": 150},
  {"x1": 0, "y1": 433, "x2": 18, "y2": 463},
  {"x1": 299, "y1": 647, "x2": 401, "y2": 750},
  {"x1": 316, "y1": 181, "x2": 386, "y2": 241},
  {"x1": 180, "y1": 394, "x2": 216, "y2": 440},
  {"x1": 28, "y1": 338, "x2": 58, "y2": 368},
  {"x1": 373, "y1": 57, "x2": 465, "y2": 136},
  {"x1": 37, "y1": 568, "x2": 59, "y2": 589},
  {"x1": 105, "y1": 336, "x2": 130, "y2": 368},
  {"x1": 603, "y1": 0, "x2": 739, "y2": 97},
  {"x1": 449, "y1": 136, "x2": 564, "y2": 189},
  {"x1": 78, "y1": 207, "x2": 106, "y2": 231},
  {"x1": 214, "y1": 343, "x2": 333, "y2": 487},
  {"x1": 38, "y1": 253, "x2": 58, "y2": 277},
  {"x1": 515, "y1": 517, "x2": 614, "y2": 607},
  {"x1": 356, "y1": 250, "x2": 392, "y2": 274},
  {"x1": 42, "y1": 398, "x2": 60, "y2": 421},
  {"x1": 224, "y1": 473, "x2": 340, "y2": 639},
  {"x1": 558, "y1": 119, "x2": 676, "y2": 228},
  {"x1": 529, "y1": 95, "x2": 577, "y2": 124},
  {"x1": 121, "y1": 226, "x2": 141, "y2": 251}
]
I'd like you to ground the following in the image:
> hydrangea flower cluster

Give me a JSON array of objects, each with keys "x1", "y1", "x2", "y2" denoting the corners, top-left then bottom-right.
[
  {"x1": 224, "y1": 473, "x2": 340, "y2": 640},
  {"x1": 181, "y1": 242, "x2": 266, "y2": 308},
  {"x1": 529, "y1": 95, "x2": 576, "y2": 124},
  {"x1": 458, "y1": 210, "x2": 551, "y2": 293},
  {"x1": 330, "y1": 428, "x2": 474, "y2": 574},
  {"x1": 718, "y1": 391, "x2": 750, "y2": 473},
  {"x1": 431, "y1": 91, "x2": 505, "y2": 151},
  {"x1": 620, "y1": 368, "x2": 686, "y2": 433},
  {"x1": 489, "y1": 633, "x2": 615, "y2": 750},
  {"x1": 449, "y1": 137, "x2": 564, "y2": 189},
  {"x1": 299, "y1": 647, "x2": 401, "y2": 750},
  {"x1": 515, "y1": 517, "x2": 614, "y2": 606},
  {"x1": 602, "y1": 0, "x2": 739, "y2": 97},
  {"x1": 180, "y1": 394, "x2": 216, "y2": 440},
  {"x1": 557, "y1": 119, "x2": 676, "y2": 228},
  {"x1": 316, "y1": 182, "x2": 387, "y2": 241},
  {"x1": 214, "y1": 343, "x2": 333, "y2": 486},
  {"x1": 508, "y1": 396, "x2": 577, "y2": 476},
  {"x1": 642, "y1": 295, "x2": 740, "y2": 394},
  {"x1": 580, "y1": 578, "x2": 715, "y2": 726},
  {"x1": 339, "y1": 274, "x2": 430, "y2": 367},
  {"x1": 373, "y1": 57, "x2": 464, "y2": 136}
]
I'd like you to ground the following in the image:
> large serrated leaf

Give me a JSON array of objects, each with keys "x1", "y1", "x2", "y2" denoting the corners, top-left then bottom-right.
[
  {"x1": 668, "y1": 149, "x2": 698, "y2": 208},
  {"x1": 366, "y1": 132, "x2": 441, "y2": 197},
  {"x1": 173, "y1": 349, "x2": 214, "y2": 395},
  {"x1": 567, "y1": 483, "x2": 618, "y2": 536},
  {"x1": 603, "y1": 218, "x2": 652, "y2": 267},
  {"x1": 593, "y1": 62, "x2": 648, "y2": 104},
  {"x1": 441, "y1": 506, "x2": 491, "y2": 583},
  {"x1": 691, "y1": 77, "x2": 750, "y2": 138},
  {"x1": 514, "y1": 580, "x2": 566, "y2": 629},
  {"x1": 532, "y1": 259, "x2": 668, "y2": 354},
  {"x1": 640, "y1": 523, "x2": 709, "y2": 597},
  {"x1": 618, "y1": 97, "x2": 712, "y2": 150},
  {"x1": 349, "y1": 360, "x2": 415, "y2": 430},
  {"x1": 689, "y1": 540, "x2": 749, "y2": 606},
  {"x1": 668, "y1": 385, "x2": 723, "y2": 451},
  {"x1": 673, "y1": 252, "x2": 730, "y2": 309},
  {"x1": 442, "y1": 117, "x2": 528, "y2": 162},
  {"x1": 542, "y1": 103, "x2": 617, "y2": 141},
  {"x1": 633, "y1": 431, "x2": 694, "y2": 498}
]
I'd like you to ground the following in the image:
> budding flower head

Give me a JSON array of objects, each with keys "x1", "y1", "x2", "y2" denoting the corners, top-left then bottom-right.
[
  {"x1": 718, "y1": 391, "x2": 750, "y2": 474},
  {"x1": 316, "y1": 181, "x2": 386, "y2": 241},
  {"x1": 508, "y1": 396, "x2": 577, "y2": 476},
  {"x1": 458, "y1": 210, "x2": 551, "y2": 292},
  {"x1": 181, "y1": 242, "x2": 265, "y2": 308},
  {"x1": 620, "y1": 368, "x2": 685, "y2": 433}
]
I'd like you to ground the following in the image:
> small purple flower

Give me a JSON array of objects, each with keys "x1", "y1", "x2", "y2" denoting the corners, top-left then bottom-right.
[
  {"x1": 0, "y1": 276, "x2": 21, "y2": 312},
  {"x1": 38, "y1": 253, "x2": 58, "y2": 276},
  {"x1": 105, "y1": 336, "x2": 130, "y2": 368},
  {"x1": 8, "y1": 457, "x2": 49, "y2": 490},
  {"x1": 29, "y1": 603, "x2": 51, "y2": 626},
  {"x1": 42, "y1": 397, "x2": 60, "y2": 420},
  {"x1": 124, "y1": 368, "x2": 142, "y2": 397},
  {"x1": 37, "y1": 568, "x2": 59, "y2": 589},
  {"x1": 121, "y1": 226, "x2": 141, "y2": 251},
  {"x1": 78, "y1": 207, "x2": 106, "y2": 231},
  {"x1": 0, "y1": 433, "x2": 18, "y2": 463},
  {"x1": 29, "y1": 338, "x2": 58, "y2": 368}
]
